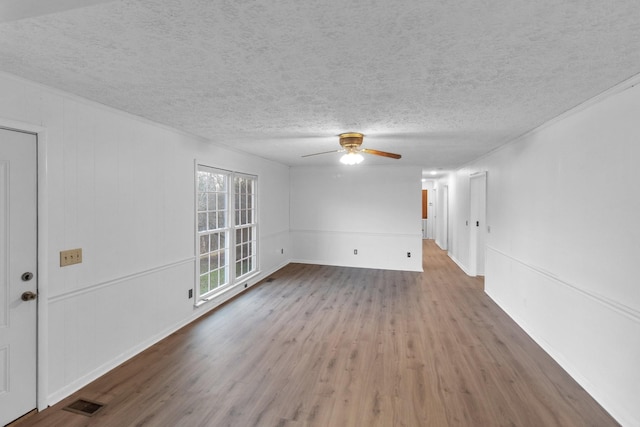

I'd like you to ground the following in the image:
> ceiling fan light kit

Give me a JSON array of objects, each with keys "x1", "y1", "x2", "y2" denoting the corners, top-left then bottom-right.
[
  {"x1": 340, "y1": 152, "x2": 364, "y2": 165},
  {"x1": 302, "y1": 132, "x2": 402, "y2": 164}
]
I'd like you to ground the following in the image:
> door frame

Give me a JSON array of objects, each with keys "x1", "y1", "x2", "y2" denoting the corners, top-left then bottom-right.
[{"x1": 1, "y1": 118, "x2": 49, "y2": 411}]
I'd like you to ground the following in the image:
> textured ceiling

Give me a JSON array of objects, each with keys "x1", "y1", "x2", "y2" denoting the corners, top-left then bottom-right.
[{"x1": 1, "y1": 0, "x2": 639, "y2": 169}]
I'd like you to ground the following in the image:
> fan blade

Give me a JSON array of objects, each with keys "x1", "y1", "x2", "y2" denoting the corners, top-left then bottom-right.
[
  {"x1": 362, "y1": 148, "x2": 402, "y2": 159},
  {"x1": 301, "y1": 149, "x2": 342, "y2": 158}
]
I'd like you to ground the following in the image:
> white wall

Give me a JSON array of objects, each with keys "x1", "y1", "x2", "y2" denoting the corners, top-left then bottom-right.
[
  {"x1": 447, "y1": 80, "x2": 640, "y2": 426},
  {"x1": 290, "y1": 165, "x2": 423, "y2": 272},
  {"x1": 0, "y1": 72, "x2": 290, "y2": 407}
]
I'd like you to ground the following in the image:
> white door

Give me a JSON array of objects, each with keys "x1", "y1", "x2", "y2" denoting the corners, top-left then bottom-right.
[
  {"x1": 0, "y1": 128, "x2": 38, "y2": 425},
  {"x1": 469, "y1": 173, "x2": 487, "y2": 276},
  {"x1": 442, "y1": 186, "x2": 449, "y2": 251}
]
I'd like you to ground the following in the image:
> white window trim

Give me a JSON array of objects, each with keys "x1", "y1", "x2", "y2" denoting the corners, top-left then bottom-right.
[{"x1": 194, "y1": 163, "x2": 258, "y2": 305}]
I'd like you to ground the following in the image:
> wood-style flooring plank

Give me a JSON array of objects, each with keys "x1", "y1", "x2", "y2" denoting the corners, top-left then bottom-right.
[{"x1": 14, "y1": 241, "x2": 619, "y2": 426}]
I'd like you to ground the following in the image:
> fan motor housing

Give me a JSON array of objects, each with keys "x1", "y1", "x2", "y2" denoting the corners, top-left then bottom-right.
[{"x1": 339, "y1": 132, "x2": 364, "y2": 150}]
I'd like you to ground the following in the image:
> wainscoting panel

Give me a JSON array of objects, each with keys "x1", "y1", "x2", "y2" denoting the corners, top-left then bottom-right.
[
  {"x1": 291, "y1": 229, "x2": 422, "y2": 272},
  {"x1": 485, "y1": 246, "x2": 640, "y2": 427}
]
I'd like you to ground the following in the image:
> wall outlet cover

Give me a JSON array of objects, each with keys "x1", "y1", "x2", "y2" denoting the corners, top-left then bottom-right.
[{"x1": 60, "y1": 248, "x2": 83, "y2": 267}]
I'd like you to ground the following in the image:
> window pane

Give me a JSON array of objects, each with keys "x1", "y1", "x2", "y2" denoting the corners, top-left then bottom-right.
[
  {"x1": 198, "y1": 193, "x2": 207, "y2": 212},
  {"x1": 200, "y1": 256, "x2": 209, "y2": 274},
  {"x1": 208, "y1": 193, "x2": 216, "y2": 211},
  {"x1": 208, "y1": 213, "x2": 216, "y2": 230},
  {"x1": 204, "y1": 174, "x2": 214, "y2": 191},
  {"x1": 198, "y1": 213, "x2": 207, "y2": 232},
  {"x1": 197, "y1": 172, "x2": 207, "y2": 192},
  {"x1": 215, "y1": 175, "x2": 226, "y2": 192},
  {"x1": 220, "y1": 232, "x2": 226, "y2": 250},
  {"x1": 208, "y1": 270, "x2": 217, "y2": 289},
  {"x1": 217, "y1": 193, "x2": 226, "y2": 211},
  {"x1": 200, "y1": 274, "x2": 209, "y2": 294},
  {"x1": 199, "y1": 235, "x2": 209, "y2": 254},
  {"x1": 211, "y1": 233, "x2": 219, "y2": 251},
  {"x1": 217, "y1": 211, "x2": 226, "y2": 228},
  {"x1": 210, "y1": 252, "x2": 219, "y2": 270},
  {"x1": 219, "y1": 249, "x2": 226, "y2": 267}
]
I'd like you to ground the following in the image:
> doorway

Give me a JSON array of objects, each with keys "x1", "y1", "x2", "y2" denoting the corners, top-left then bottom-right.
[
  {"x1": 0, "y1": 128, "x2": 38, "y2": 425},
  {"x1": 469, "y1": 172, "x2": 487, "y2": 276}
]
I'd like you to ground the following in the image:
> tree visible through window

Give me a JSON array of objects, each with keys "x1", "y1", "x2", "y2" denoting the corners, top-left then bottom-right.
[{"x1": 196, "y1": 166, "x2": 257, "y2": 301}]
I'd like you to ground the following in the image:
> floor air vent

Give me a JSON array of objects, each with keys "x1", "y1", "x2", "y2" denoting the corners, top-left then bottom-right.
[
  {"x1": 63, "y1": 398, "x2": 105, "y2": 417},
  {"x1": 266, "y1": 277, "x2": 275, "y2": 282}
]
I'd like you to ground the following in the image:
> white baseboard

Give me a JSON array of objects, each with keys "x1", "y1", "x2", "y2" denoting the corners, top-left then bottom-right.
[{"x1": 448, "y1": 253, "x2": 470, "y2": 275}]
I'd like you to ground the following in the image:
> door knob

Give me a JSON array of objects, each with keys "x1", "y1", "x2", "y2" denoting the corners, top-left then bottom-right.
[
  {"x1": 21, "y1": 291, "x2": 37, "y2": 301},
  {"x1": 21, "y1": 272, "x2": 34, "y2": 281}
]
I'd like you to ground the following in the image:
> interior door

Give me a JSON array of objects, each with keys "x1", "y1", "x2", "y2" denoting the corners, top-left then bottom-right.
[
  {"x1": 469, "y1": 173, "x2": 487, "y2": 276},
  {"x1": 0, "y1": 128, "x2": 38, "y2": 425},
  {"x1": 442, "y1": 186, "x2": 448, "y2": 251}
]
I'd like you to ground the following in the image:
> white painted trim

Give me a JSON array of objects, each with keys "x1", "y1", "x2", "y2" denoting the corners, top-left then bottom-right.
[
  {"x1": 260, "y1": 229, "x2": 289, "y2": 240},
  {"x1": 290, "y1": 229, "x2": 421, "y2": 239},
  {"x1": 195, "y1": 271, "x2": 262, "y2": 307},
  {"x1": 45, "y1": 260, "x2": 289, "y2": 406},
  {"x1": 48, "y1": 257, "x2": 195, "y2": 303},
  {"x1": 290, "y1": 258, "x2": 423, "y2": 273},
  {"x1": 0, "y1": 117, "x2": 49, "y2": 411},
  {"x1": 485, "y1": 246, "x2": 640, "y2": 323},
  {"x1": 448, "y1": 253, "x2": 471, "y2": 276},
  {"x1": 469, "y1": 171, "x2": 487, "y2": 179}
]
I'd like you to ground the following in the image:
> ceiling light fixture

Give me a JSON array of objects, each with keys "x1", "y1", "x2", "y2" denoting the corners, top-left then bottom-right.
[{"x1": 340, "y1": 151, "x2": 364, "y2": 165}]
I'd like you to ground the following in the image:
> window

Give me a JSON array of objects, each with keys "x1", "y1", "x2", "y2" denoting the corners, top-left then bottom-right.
[
  {"x1": 234, "y1": 175, "x2": 257, "y2": 279},
  {"x1": 196, "y1": 165, "x2": 257, "y2": 301},
  {"x1": 197, "y1": 168, "x2": 229, "y2": 296}
]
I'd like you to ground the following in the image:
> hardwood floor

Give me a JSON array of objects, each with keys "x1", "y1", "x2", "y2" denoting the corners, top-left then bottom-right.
[{"x1": 15, "y1": 240, "x2": 618, "y2": 426}]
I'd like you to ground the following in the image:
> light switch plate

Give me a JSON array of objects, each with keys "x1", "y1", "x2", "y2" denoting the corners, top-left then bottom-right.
[{"x1": 60, "y1": 248, "x2": 82, "y2": 267}]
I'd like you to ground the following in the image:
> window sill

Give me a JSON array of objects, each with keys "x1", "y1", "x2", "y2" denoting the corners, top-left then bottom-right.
[{"x1": 194, "y1": 271, "x2": 260, "y2": 308}]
